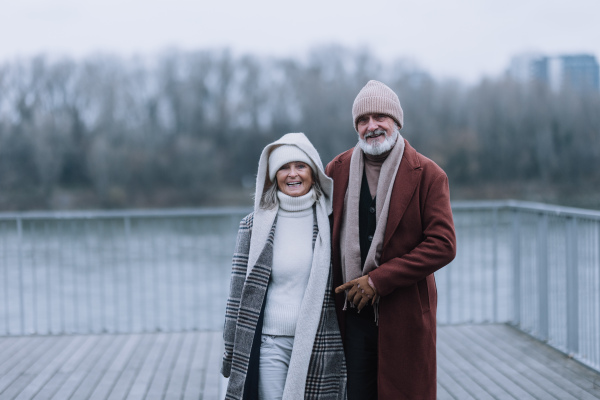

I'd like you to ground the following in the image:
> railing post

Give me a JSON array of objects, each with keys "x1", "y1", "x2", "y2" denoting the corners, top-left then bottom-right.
[
  {"x1": 512, "y1": 210, "x2": 521, "y2": 326},
  {"x1": 84, "y1": 219, "x2": 92, "y2": 333},
  {"x1": 2, "y1": 223, "x2": 9, "y2": 335},
  {"x1": 44, "y1": 222, "x2": 52, "y2": 334},
  {"x1": 124, "y1": 216, "x2": 133, "y2": 333},
  {"x1": 492, "y1": 208, "x2": 498, "y2": 323},
  {"x1": 566, "y1": 217, "x2": 579, "y2": 354},
  {"x1": 537, "y1": 213, "x2": 549, "y2": 341},
  {"x1": 17, "y1": 217, "x2": 25, "y2": 335},
  {"x1": 445, "y1": 254, "x2": 452, "y2": 324}
]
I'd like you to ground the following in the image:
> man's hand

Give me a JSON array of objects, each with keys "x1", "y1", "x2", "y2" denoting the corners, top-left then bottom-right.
[{"x1": 335, "y1": 275, "x2": 379, "y2": 311}]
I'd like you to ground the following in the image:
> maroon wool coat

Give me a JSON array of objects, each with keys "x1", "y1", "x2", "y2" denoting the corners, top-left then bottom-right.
[{"x1": 325, "y1": 139, "x2": 456, "y2": 400}]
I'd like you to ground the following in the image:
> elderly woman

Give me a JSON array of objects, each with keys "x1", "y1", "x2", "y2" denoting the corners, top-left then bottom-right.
[{"x1": 222, "y1": 133, "x2": 346, "y2": 400}]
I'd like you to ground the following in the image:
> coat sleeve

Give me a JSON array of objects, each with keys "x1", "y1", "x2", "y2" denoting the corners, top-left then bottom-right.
[
  {"x1": 325, "y1": 159, "x2": 335, "y2": 178},
  {"x1": 369, "y1": 173, "x2": 456, "y2": 297},
  {"x1": 221, "y1": 213, "x2": 253, "y2": 378}
]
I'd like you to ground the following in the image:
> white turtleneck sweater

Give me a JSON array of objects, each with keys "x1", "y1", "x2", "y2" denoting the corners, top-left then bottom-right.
[{"x1": 262, "y1": 189, "x2": 316, "y2": 336}]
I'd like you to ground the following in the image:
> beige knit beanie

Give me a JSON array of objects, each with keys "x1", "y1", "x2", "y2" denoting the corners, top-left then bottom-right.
[
  {"x1": 268, "y1": 144, "x2": 316, "y2": 181},
  {"x1": 352, "y1": 80, "x2": 403, "y2": 131}
]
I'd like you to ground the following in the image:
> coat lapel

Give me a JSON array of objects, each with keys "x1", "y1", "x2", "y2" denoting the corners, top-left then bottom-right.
[
  {"x1": 331, "y1": 150, "x2": 352, "y2": 242},
  {"x1": 383, "y1": 141, "x2": 421, "y2": 250}
]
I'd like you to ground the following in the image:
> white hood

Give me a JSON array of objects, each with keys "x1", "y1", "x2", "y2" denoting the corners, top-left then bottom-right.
[
  {"x1": 252, "y1": 132, "x2": 333, "y2": 215},
  {"x1": 247, "y1": 132, "x2": 333, "y2": 278}
]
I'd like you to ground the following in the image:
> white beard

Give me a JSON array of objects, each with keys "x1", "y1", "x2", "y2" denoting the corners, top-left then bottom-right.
[{"x1": 358, "y1": 127, "x2": 400, "y2": 155}]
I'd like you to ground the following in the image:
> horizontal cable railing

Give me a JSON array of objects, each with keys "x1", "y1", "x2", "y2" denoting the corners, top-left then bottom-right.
[{"x1": 1, "y1": 201, "x2": 598, "y2": 373}]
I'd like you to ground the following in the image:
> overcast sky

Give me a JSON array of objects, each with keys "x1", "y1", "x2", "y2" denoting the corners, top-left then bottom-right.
[{"x1": 1, "y1": 0, "x2": 598, "y2": 83}]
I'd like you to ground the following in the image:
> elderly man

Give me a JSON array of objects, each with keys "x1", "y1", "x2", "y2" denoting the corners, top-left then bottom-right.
[{"x1": 325, "y1": 80, "x2": 456, "y2": 400}]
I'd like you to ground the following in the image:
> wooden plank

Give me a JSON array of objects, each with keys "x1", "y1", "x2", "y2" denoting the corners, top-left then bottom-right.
[
  {"x1": 1, "y1": 338, "x2": 78, "y2": 399},
  {"x1": 458, "y1": 325, "x2": 583, "y2": 400},
  {"x1": 441, "y1": 325, "x2": 538, "y2": 399},
  {"x1": 105, "y1": 333, "x2": 157, "y2": 400},
  {"x1": 18, "y1": 335, "x2": 100, "y2": 400},
  {"x1": 0, "y1": 337, "x2": 73, "y2": 399},
  {"x1": 72, "y1": 334, "x2": 131, "y2": 399},
  {"x1": 0, "y1": 336, "x2": 52, "y2": 376},
  {"x1": 481, "y1": 325, "x2": 600, "y2": 399},
  {"x1": 439, "y1": 325, "x2": 538, "y2": 400},
  {"x1": 1, "y1": 325, "x2": 596, "y2": 400},
  {"x1": 436, "y1": 379, "x2": 456, "y2": 400},
  {"x1": 453, "y1": 325, "x2": 564, "y2": 399},
  {"x1": 163, "y1": 332, "x2": 197, "y2": 399},
  {"x1": 51, "y1": 335, "x2": 125, "y2": 400},
  {"x1": 437, "y1": 360, "x2": 474, "y2": 400},
  {"x1": 472, "y1": 325, "x2": 600, "y2": 399},
  {"x1": 0, "y1": 337, "x2": 26, "y2": 366},
  {"x1": 203, "y1": 332, "x2": 223, "y2": 400},
  {"x1": 183, "y1": 331, "x2": 211, "y2": 400},
  {"x1": 436, "y1": 342, "x2": 495, "y2": 399},
  {"x1": 438, "y1": 327, "x2": 522, "y2": 400},
  {"x1": 125, "y1": 332, "x2": 170, "y2": 400},
  {"x1": 86, "y1": 334, "x2": 143, "y2": 400},
  {"x1": 145, "y1": 332, "x2": 184, "y2": 400},
  {"x1": 493, "y1": 324, "x2": 600, "y2": 394}
]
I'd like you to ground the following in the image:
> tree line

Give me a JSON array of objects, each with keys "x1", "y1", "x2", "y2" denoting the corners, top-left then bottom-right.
[{"x1": 1, "y1": 45, "x2": 599, "y2": 210}]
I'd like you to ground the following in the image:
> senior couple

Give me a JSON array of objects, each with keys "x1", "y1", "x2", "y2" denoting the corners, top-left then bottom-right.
[{"x1": 221, "y1": 80, "x2": 457, "y2": 400}]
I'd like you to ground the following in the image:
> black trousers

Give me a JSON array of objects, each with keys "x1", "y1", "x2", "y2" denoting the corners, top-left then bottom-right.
[{"x1": 345, "y1": 306, "x2": 379, "y2": 400}]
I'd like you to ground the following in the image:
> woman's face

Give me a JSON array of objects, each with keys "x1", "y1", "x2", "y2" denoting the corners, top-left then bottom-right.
[{"x1": 276, "y1": 161, "x2": 314, "y2": 197}]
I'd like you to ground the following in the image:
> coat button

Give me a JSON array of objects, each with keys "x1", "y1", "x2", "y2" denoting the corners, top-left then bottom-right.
[
  {"x1": 369, "y1": 207, "x2": 375, "y2": 214},
  {"x1": 368, "y1": 235, "x2": 373, "y2": 241}
]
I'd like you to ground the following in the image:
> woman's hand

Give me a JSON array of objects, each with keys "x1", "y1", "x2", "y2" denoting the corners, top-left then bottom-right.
[{"x1": 335, "y1": 275, "x2": 379, "y2": 311}]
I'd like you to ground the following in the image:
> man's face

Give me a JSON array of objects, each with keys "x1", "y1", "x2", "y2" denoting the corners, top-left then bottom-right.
[
  {"x1": 356, "y1": 113, "x2": 397, "y2": 145},
  {"x1": 356, "y1": 113, "x2": 399, "y2": 155}
]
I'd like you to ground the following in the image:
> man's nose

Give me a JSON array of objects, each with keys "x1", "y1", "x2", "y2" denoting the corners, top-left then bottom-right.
[{"x1": 367, "y1": 117, "x2": 378, "y2": 131}]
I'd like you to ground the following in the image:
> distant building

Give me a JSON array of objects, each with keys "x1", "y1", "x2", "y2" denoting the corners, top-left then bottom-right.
[
  {"x1": 509, "y1": 52, "x2": 548, "y2": 83},
  {"x1": 509, "y1": 53, "x2": 599, "y2": 92}
]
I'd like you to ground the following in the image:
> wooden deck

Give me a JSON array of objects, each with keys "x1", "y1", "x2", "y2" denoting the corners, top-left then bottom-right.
[
  {"x1": 0, "y1": 324, "x2": 598, "y2": 399},
  {"x1": 437, "y1": 324, "x2": 600, "y2": 400}
]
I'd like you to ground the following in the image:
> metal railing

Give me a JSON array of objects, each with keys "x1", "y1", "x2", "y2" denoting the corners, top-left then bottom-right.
[
  {"x1": 436, "y1": 200, "x2": 600, "y2": 373},
  {"x1": 0, "y1": 207, "x2": 250, "y2": 335},
  {"x1": 0, "y1": 201, "x2": 599, "y2": 373}
]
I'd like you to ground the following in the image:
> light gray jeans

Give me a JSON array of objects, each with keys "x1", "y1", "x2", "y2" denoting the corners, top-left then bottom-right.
[{"x1": 259, "y1": 334, "x2": 294, "y2": 400}]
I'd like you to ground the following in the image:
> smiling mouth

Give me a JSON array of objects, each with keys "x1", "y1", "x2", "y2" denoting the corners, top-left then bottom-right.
[
  {"x1": 287, "y1": 182, "x2": 302, "y2": 187},
  {"x1": 365, "y1": 131, "x2": 385, "y2": 139}
]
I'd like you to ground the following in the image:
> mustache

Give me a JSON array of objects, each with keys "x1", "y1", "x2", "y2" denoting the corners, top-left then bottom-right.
[{"x1": 364, "y1": 129, "x2": 387, "y2": 139}]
